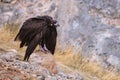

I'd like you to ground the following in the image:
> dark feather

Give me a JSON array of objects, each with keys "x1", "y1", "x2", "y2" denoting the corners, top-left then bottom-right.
[
  {"x1": 24, "y1": 33, "x2": 42, "y2": 61},
  {"x1": 14, "y1": 15, "x2": 59, "y2": 61}
]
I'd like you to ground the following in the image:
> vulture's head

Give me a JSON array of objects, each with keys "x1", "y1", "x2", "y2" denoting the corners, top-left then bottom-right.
[{"x1": 42, "y1": 15, "x2": 59, "y2": 27}]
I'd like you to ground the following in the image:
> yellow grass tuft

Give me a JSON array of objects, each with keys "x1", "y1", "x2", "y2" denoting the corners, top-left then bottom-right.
[
  {"x1": 55, "y1": 48, "x2": 120, "y2": 80},
  {"x1": 0, "y1": 24, "x2": 26, "y2": 54}
]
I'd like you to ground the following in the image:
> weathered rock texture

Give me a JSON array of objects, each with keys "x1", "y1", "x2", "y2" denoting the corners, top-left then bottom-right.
[
  {"x1": 1, "y1": 0, "x2": 120, "y2": 71},
  {"x1": 0, "y1": 49, "x2": 83, "y2": 80}
]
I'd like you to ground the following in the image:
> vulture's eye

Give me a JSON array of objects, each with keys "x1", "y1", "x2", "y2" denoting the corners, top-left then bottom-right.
[{"x1": 51, "y1": 23, "x2": 53, "y2": 26}]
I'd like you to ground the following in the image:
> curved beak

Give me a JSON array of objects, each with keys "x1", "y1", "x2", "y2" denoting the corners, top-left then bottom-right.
[{"x1": 53, "y1": 20, "x2": 60, "y2": 27}]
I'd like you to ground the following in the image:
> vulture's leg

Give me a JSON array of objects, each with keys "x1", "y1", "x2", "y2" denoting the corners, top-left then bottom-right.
[{"x1": 24, "y1": 33, "x2": 42, "y2": 61}]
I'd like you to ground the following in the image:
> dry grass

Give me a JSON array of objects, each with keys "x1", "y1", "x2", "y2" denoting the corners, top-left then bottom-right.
[
  {"x1": 0, "y1": 25, "x2": 120, "y2": 80},
  {"x1": 55, "y1": 48, "x2": 120, "y2": 80},
  {"x1": 0, "y1": 24, "x2": 26, "y2": 54}
]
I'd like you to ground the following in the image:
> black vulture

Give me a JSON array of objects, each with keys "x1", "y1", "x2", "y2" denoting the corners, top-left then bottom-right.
[{"x1": 14, "y1": 15, "x2": 59, "y2": 61}]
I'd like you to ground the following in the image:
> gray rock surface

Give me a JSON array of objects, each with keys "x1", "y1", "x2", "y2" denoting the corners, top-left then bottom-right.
[
  {"x1": 0, "y1": 49, "x2": 83, "y2": 80},
  {"x1": 0, "y1": 0, "x2": 120, "y2": 72}
]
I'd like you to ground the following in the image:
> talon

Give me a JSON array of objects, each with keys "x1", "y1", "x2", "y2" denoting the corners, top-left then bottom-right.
[{"x1": 40, "y1": 48, "x2": 47, "y2": 53}]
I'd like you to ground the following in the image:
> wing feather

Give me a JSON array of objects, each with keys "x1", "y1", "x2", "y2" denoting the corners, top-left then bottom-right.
[
  {"x1": 14, "y1": 17, "x2": 46, "y2": 48},
  {"x1": 45, "y1": 26, "x2": 57, "y2": 54}
]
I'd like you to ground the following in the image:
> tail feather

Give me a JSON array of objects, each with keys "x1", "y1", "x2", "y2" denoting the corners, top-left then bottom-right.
[
  {"x1": 14, "y1": 29, "x2": 24, "y2": 41},
  {"x1": 14, "y1": 32, "x2": 20, "y2": 41}
]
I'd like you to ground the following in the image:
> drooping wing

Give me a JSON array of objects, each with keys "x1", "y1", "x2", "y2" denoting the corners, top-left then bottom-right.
[
  {"x1": 45, "y1": 26, "x2": 57, "y2": 55},
  {"x1": 14, "y1": 17, "x2": 47, "y2": 48}
]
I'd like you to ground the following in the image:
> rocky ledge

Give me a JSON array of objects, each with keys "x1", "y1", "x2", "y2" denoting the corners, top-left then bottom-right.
[{"x1": 0, "y1": 49, "x2": 83, "y2": 80}]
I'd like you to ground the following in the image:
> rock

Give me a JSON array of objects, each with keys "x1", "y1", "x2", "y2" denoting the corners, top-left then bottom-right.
[
  {"x1": 29, "y1": 51, "x2": 58, "y2": 74},
  {"x1": 107, "y1": 55, "x2": 120, "y2": 70},
  {"x1": 0, "y1": 49, "x2": 83, "y2": 80},
  {"x1": 0, "y1": 49, "x2": 17, "y2": 61},
  {"x1": 0, "y1": 0, "x2": 120, "y2": 72}
]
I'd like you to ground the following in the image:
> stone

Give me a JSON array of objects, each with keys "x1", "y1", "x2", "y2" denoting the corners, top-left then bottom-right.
[
  {"x1": 29, "y1": 51, "x2": 58, "y2": 74},
  {"x1": 0, "y1": 49, "x2": 83, "y2": 80},
  {"x1": 107, "y1": 55, "x2": 120, "y2": 67},
  {"x1": 0, "y1": 0, "x2": 120, "y2": 72}
]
